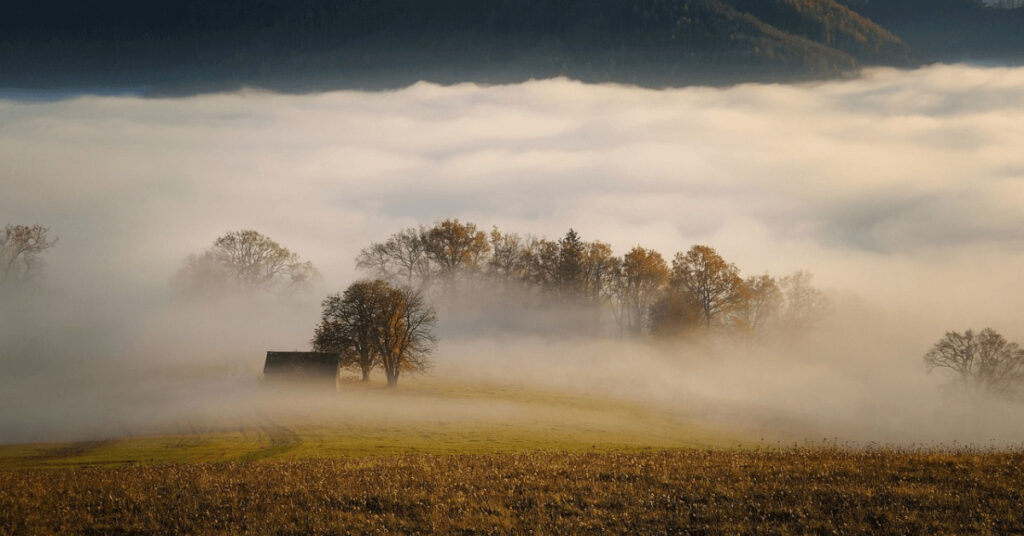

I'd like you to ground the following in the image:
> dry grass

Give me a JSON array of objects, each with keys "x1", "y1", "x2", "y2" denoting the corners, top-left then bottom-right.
[
  {"x1": 2, "y1": 448, "x2": 1023, "y2": 535},
  {"x1": 0, "y1": 379, "x2": 743, "y2": 470}
]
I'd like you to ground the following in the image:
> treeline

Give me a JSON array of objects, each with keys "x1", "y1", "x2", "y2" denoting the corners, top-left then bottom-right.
[
  {"x1": 173, "y1": 230, "x2": 320, "y2": 297},
  {"x1": 357, "y1": 219, "x2": 828, "y2": 338}
]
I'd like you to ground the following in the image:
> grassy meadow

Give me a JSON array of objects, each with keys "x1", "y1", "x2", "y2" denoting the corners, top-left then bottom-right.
[
  {"x1": 2, "y1": 377, "x2": 1023, "y2": 534},
  {"x1": 0, "y1": 377, "x2": 741, "y2": 470}
]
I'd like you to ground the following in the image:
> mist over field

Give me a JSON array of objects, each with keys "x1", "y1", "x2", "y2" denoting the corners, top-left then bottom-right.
[{"x1": 2, "y1": 64, "x2": 1024, "y2": 445}]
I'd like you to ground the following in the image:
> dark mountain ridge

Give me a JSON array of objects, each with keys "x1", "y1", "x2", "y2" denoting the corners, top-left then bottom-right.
[{"x1": 0, "y1": 0, "x2": 1016, "y2": 94}]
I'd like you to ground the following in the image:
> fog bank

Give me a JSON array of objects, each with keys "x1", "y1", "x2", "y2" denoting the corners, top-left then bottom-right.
[{"x1": 2, "y1": 64, "x2": 1023, "y2": 445}]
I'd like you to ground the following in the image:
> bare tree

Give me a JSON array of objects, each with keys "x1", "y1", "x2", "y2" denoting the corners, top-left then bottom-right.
[
  {"x1": 521, "y1": 236, "x2": 560, "y2": 291},
  {"x1": 355, "y1": 227, "x2": 432, "y2": 291},
  {"x1": 736, "y1": 274, "x2": 782, "y2": 335},
  {"x1": 778, "y1": 271, "x2": 829, "y2": 332},
  {"x1": 312, "y1": 282, "x2": 385, "y2": 381},
  {"x1": 1, "y1": 224, "x2": 57, "y2": 285},
  {"x1": 924, "y1": 328, "x2": 1024, "y2": 396},
  {"x1": 312, "y1": 280, "x2": 436, "y2": 387},
  {"x1": 175, "y1": 230, "x2": 319, "y2": 295},
  {"x1": 487, "y1": 227, "x2": 527, "y2": 290},
  {"x1": 371, "y1": 284, "x2": 437, "y2": 387},
  {"x1": 670, "y1": 245, "x2": 746, "y2": 328}
]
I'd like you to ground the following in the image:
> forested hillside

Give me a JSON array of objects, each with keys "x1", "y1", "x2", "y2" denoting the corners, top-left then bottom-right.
[
  {"x1": 728, "y1": 0, "x2": 907, "y2": 62},
  {"x1": 0, "y1": 0, "x2": 1016, "y2": 93}
]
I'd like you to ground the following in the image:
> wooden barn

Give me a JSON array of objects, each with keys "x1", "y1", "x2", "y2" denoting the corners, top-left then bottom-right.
[{"x1": 263, "y1": 351, "x2": 340, "y2": 386}]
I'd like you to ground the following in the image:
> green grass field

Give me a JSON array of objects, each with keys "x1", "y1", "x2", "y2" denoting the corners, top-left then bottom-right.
[{"x1": 0, "y1": 377, "x2": 745, "y2": 470}]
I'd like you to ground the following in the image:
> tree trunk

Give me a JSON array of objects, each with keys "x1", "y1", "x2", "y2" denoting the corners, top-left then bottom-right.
[{"x1": 361, "y1": 366, "x2": 370, "y2": 382}]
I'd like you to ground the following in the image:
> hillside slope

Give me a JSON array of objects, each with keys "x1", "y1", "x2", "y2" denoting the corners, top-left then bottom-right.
[
  {"x1": 0, "y1": 0, "x2": 911, "y2": 92},
  {"x1": 0, "y1": 378, "x2": 743, "y2": 469},
  {"x1": 727, "y1": 0, "x2": 908, "y2": 62}
]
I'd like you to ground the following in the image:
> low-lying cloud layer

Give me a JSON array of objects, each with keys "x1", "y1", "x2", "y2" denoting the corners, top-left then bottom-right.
[{"x1": 2, "y1": 64, "x2": 1023, "y2": 444}]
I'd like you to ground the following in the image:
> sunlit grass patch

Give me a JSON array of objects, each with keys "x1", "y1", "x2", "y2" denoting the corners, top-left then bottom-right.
[{"x1": 0, "y1": 377, "x2": 744, "y2": 470}]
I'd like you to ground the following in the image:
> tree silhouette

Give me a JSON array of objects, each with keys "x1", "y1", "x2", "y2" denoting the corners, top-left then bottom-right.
[
  {"x1": 0, "y1": 224, "x2": 57, "y2": 285},
  {"x1": 670, "y1": 245, "x2": 746, "y2": 328},
  {"x1": 778, "y1": 270, "x2": 829, "y2": 332},
  {"x1": 371, "y1": 284, "x2": 437, "y2": 387},
  {"x1": 353, "y1": 219, "x2": 830, "y2": 340},
  {"x1": 736, "y1": 274, "x2": 782, "y2": 335},
  {"x1": 422, "y1": 219, "x2": 490, "y2": 296},
  {"x1": 583, "y1": 240, "x2": 620, "y2": 308},
  {"x1": 313, "y1": 280, "x2": 436, "y2": 387},
  {"x1": 924, "y1": 328, "x2": 1024, "y2": 396},
  {"x1": 487, "y1": 227, "x2": 528, "y2": 290},
  {"x1": 312, "y1": 282, "x2": 387, "y2": 381},
  {"x1": 175, "y1": 229, "x2": 319, "y2": 296},
  {"x1": 557, "y1": 228, "x2": 587, "y2": 301},
  {"x1": 356, "y1": 227, "x2": 432, "y2": 291},
  {"x1": 617, "y1": 247, "x2": 669, "y2": 334}
]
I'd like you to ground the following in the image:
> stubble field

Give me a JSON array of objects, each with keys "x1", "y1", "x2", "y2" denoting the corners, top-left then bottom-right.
[
  {"x1": 3, "y1": 448, "x2": 1023, "y2": 535},
  {"x1": 2, "y1": 379, "x2": 1023, "y2": 534}
]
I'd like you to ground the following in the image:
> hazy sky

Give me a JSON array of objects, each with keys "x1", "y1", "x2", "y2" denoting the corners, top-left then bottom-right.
[{"x1": 2, "y1": 63, "x2": 1023, "y2": 444}]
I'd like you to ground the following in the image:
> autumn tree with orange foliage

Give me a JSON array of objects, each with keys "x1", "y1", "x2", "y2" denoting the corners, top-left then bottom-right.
[
  {"x1": 354, "y1": 221, "x2": 830, "y2": 339},
  {"x1": 616, "y1": 247, "x2": 670, "y2": 334},
  {"x1": 422, "y1": 219, "x2": 490, "y2": 296},
  {"x1": 670, "y1": 245, "x2": 747, "y2": 328},
  {"x1": 736, "y1": 274, "x2": 782, "y2": 335}
]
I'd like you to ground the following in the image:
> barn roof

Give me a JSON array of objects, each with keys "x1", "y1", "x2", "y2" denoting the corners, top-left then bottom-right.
[{"x1": 263, "y1": 351, "x2": 340, "y2": 381}]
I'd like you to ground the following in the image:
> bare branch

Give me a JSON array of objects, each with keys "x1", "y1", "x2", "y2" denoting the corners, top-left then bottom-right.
[{"x1": 0, "y1": 224, "x2": 58, "y2": 285}]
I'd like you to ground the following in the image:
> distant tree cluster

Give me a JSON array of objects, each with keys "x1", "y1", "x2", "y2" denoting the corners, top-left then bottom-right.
[
  {"x1": 925, "y1": 328, "x2": 1024, "y2": 398},
  {"x1": 0, "y1": 224, "x2": 57, "y2": 286},
  {"x1": 312, "y1": 280, "x2": 436, "y2": 387},
  {"x1": 357, "y1": 219, "x2": 829, "y2": 339},
  {"x1": 174, "y1": 230, "x2": 320, "y2": 296}
]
